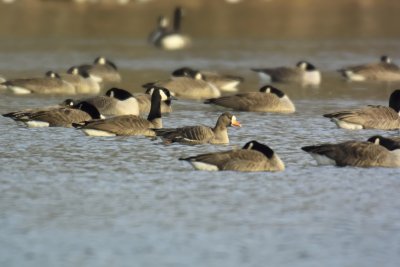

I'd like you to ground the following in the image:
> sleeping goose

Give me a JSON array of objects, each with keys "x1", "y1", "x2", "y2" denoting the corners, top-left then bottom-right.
[
  {"x1": 69, "y1": 87, "x2": 139, "y2": 117},
  {"x1": 323, "y1": 89, "x2": 400, "y2": 130},
  {"x1": 143, "y1": 73, "x2": 221, "y2": 100},
  {"x1": 179, "y1": 140, "x2": 285, "y2": 172},
  {"x1": 73, "y1": 87, "x2": 168, "y2": 137},
  {"x1": 4, "y1": 101, "x2": 101, "y2": 128},
  {"x1": 2, "y1": 99, "x2": 75, "y2": 121},
  {"x1": 60, "y1": 67, "x2": 101, "y2": 95},
  {"x1": 154, "y1": 112, "x2": 241, "y2": 145},
  {"x1": 135, "y1": 87, "x2": 173, "y2": 114},
  {"x1": 301, "y1": 140, "x2": 400, "y2": 168},
  {"x1": 204, "y1": 85, "x2": 295, "y2": 113},
  {"x1": 151, "y1": 7, "x2": 191, "y2": 50},
  {"x1": 251, "y1": 61, "x2": 321, "y2": 86},
  {"x1": 77, "y1": 56, "x2": 121, "y2": 84},
  {"x1": 1, "y1": 71, "x2": 76, "y2": 95},
  {"x1": 338, "y1": 55, "x2": 400, "y2": 82},
  {"x1": 367, "y1": 135, "x2": 400, "y2": 150},
  {"x1": 172, "y1": 67, "x2": 243, "y2": 92}
]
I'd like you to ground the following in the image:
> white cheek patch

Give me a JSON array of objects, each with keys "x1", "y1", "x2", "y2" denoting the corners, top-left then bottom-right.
[{"x1": 159, "y1": 90, "x2": 168, "y2": 101}]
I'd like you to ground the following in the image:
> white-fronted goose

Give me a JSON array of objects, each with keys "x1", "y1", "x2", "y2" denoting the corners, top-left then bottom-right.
[
  {"x1": 154, "y1": 112, "x2": 241, "y2": 145},
  {"x1": 338, "y1": 55, "x2": 400, "y2": 82},
  {"x1": 323, "y1": 89, "x2": 400, "y2": 130},
  {"x1": 172, "y1": 67, "x2": 243, "y2": 92},
  {"x1": 4, "y1": 101, "x2": 101, "y2": 128},
  {"x1": 77, "y1": 56, "x2": 121, "y2": 84},
  {"x1": 204, "y1": 85, "x2": 295, "y2": 113},
  {"x1": 1, "y1": 71, "x2": 76, "y2": 95},
  {"x1": 251, "y1": 61, "x2": 321, "y2": 86},
  {"x1": 179, "y1": 140, "x2": 285, "y2": 172},
  {"x1": 302, "y1": 140, "x2": 400, "y2": 168},
  {"x1": 74, "y1": 87, "x2": 168, "y2": 137}
]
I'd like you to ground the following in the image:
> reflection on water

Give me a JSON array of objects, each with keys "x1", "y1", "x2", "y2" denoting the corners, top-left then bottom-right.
[{"x1": 1, "y1": 1, "x2": 400, "y2": 267}]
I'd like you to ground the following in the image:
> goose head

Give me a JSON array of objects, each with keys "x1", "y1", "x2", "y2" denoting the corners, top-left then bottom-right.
[
  {"x1": 242, "y1": 140, "x2": 275, "y2": 159},
  {"x1": 296, "y1": 61, "x2": 317, "y2": 71},
  {"x1": 45, "y1": 71, "x2": 61, "y2": 79},
  {"x1": 380, "y1": 55, "x2": 392, "y2": 64},
  {"x1": 217, "y1": 112, "x2": 241, "y2": 128},
  {"x1": 105, "y1": 87, "x2": 134, "y2": 100},
  {"x1": 388, "y1": 89, "x2": 400, "y2": 113},
  {"x1": 367, "y1": 135, "x2": 400, "y2": 151},
  {"x1": 259, "y1": 85, "x2": 285, "y2": 98}
]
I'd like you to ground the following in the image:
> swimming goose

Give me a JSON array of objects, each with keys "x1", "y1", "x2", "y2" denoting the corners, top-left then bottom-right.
[
  {"x1": 154, "y1": 112, "x2": 241, "y2": 145},
  {"x1": 4, "y1": 101, "x2": 101, "y2": 128},
  {"x1": 135, "y1": 87, "x2": 173, "y2": 114},
  {"x1": 179, "y1": 140, "x2": 285, "y2": 172},
  {"x1": 204, "y1": 85, "x2": 295, "y2": 113},
  {"x1": 301, "y1": 140, "x2": 400, "y2": 168},
  {"x1": 61, "y1": 67, "x2": 101, "y2": 95},
  {"x1": 338, "y1": 55, "x2": 400, "y2": 82},
  {"x1": 143, "y1": 75, "x2": 221, "y2": 100},
  {"x1": 77, "y1": 56, "x2": 121, "y2": 84},
  {"x1": 3, "y1": 99, "x2": 75, "y2": 121},
  {"x1": 367, "y1": 135, "x2": 400, "y2": 150},
  {"x1": 323, "y1": 89, "x2": 400, "y2": 130},
  {"x1": 71, "y1": 87, "x2": 139, "y2": 117},
  {"x1": 74, "y1": 87, "x2": 168, "y2": 137},
  {"x1": 251, "y1": 61, "x2": 321, "y2": 86},
  {"x1": 172, "y1": 67, "x2": 243, "y2": 92},
  {"x1": 153, "y1": 7, "x2": 191, "y2": 50},
  {"x1": 1, "y1": 71, "x2": 76, "y2": 95}
]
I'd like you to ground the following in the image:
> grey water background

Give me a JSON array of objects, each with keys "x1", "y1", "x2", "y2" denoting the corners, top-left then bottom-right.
[{"x1": 0, "y1": 1, "x2": 400, "y2": 266}]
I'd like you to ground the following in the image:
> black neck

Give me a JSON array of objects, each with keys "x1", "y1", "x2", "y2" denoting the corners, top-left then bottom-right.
[
  {"x1": 173, "y1": 7, "x2": 182, "y2": 32},
  {"x1": 147, "y1": 89, "x2": 162, "y2": 122}
]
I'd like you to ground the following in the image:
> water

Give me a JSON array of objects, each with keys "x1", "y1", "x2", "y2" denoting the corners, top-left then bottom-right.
[{"x1": 1, "y1": 1, "x2": 400, "y2": 266}]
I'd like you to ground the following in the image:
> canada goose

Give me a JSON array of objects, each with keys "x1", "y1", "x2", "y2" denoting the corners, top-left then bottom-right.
[
  {"x1": 4, "y1": 101, "x2": 101, "y2": 128},
  {"x1": 367, "y1": 135, "x2": 400, "y2": 150},
  {"x1": 74, "y1": 87, "x2": 168, "y2": 137},
  {"x1": 172, "y1": 67, "x2": 243, "y2": 92},
  {"x1": 251, "y1": 61, "x2": 321, "y2": 86},
  {"x1": 301, "y1": 140, "x2": 400, "y2": 168},
  {"x1": 179, "y1": 140, "x2": 285, "y2": 172},
  {"x1": 151, "y1": 7, "x2": 191, "y2": 50},
  {"x1": 3, "y1": 99, "x2": 75, "y2": 121},
  {"x1": 60, "y1": 67, "x2": 101, "y2": 95},
  {"x1": 77, "y1": 56, "x2": 121, "y2": 84},
  {"x1": 1, "y1": 71, "x2": 76, "y2": 95},
  {"x1": 135, "y1": 87, "x2": 173, "y2": 114},
  {"x1": 338, "y1": 55, "x2": 400, "y2": 82},
  {"x1": 148, "y1": 16, "x2": 169, "y2": 44},
  {"x1": 70, "y1": 87, "x2": 139, "y2": 117},
  {"x1": 143, "y1": 75, "x2": 221, "y2": 100},
  {"x1": 323, "y1": 89, "x2": 400, "y2": 130},
  {"x1": 154, "y1": 112, "x2": 241, "y2": 145},
  {"x1": 204, "y1": 85, "x2": 295, "y2": 113}
]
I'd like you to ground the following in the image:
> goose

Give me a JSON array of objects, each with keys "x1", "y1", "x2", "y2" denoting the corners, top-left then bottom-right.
[
  {"x1": 148, "y1": 16, "x2": 169, "y2": 45},
  {"x1": 301, "y1": 140, "x2": 400, "y2": 168},
  {"x1": 70, "y1": 87, "x2": 140, "y2": 117},
  {"x1": 367, "y1": 135, "x2": 400, "y2": 150},
  {"x1": 2, "y1": 99, "x2": 75, "y2": 121},
  {"x1": 1, "y1": 71, "x2": 76, "y2": 95},
  {"x1": 143, "y1": 75, "x2": 221, "y2": 100},
  {"x1": 4, "y1": 101, "x2": 102, "y2": 128},
  {"x1": 151, "y1": 7, "x2": 191, "y2": 50},
  {"x1": 323, "y1": 89, "x2": 400, "y2": 130},
  {"x1": 204, "y1": 85, "x2": 295, "y2": 113},
  {"x1": 77, "y1": 56, "x2": 121, "y2": 84},
  {"x1": 338, "y1": 55, "x2": 400, "y2": 82},
  {"x1": 154, "y1": 112, "x2": 241, "y2": 145},
  {"x1": 60, "y1": 67, "x2": 101, "y2": 95},
  {"x1": 179, "y1": 140, "x2": 285, "y2": 172},
  {"x1": 73, "y1": 87, "x2": 168, "y2": 137},
  {"x1": 135, "y1": 87, "x2": 173, "y2": 114},
  {"x1": 172, "y1": 67, "x2": 243, "y2": 92},
  {"x1": 251, "y1": 61, "x2": 321, "y2": 86}
]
